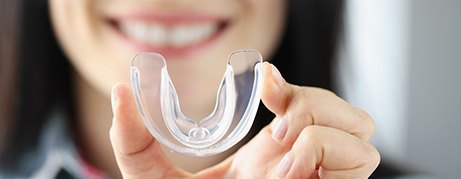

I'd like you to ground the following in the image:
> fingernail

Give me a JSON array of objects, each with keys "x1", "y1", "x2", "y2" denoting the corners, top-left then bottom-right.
[
  {"x1": 272, "y1": 117, "x2": 288, "y2": 143},
  {"x1": 271, "y1": 64, "x2": 285, "y2": 89},
  {"x1": 276, "y1": 151, "x2": 294, "y2": 177}
]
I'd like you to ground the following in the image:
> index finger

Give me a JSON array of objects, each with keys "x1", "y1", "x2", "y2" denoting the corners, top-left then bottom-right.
[{"x1": 261, "y1": 63, "x2": 375, "y2": 144}]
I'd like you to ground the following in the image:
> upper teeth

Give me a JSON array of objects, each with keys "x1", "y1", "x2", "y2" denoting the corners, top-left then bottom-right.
[{"x1": 120, "y1": 21, "x2": 218, "y2": 47}]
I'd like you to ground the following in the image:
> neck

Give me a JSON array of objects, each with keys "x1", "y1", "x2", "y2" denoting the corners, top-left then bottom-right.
[{"x1": 73, "y1": 73, "x2": 121, "y2": 177}]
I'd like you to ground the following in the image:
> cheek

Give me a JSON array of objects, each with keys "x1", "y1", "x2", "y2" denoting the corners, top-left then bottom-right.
[
  {"x1": 50, "y1": 0, "x2": 99, "y2": 59},
  {"x1": 50, "y1": 0, "x2": 132, "y2": 95},
  {"x1": 238, "y1": 0, "x2": 286, "y2": 58}
]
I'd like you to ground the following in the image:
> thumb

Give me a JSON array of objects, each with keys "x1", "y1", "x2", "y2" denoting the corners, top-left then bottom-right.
[
  {"x1": 261, "y1": 62, "x2": 295, "y2": 117},
  {"x1": 109, "y1": 83, "x2": 187, "y2": 178}
]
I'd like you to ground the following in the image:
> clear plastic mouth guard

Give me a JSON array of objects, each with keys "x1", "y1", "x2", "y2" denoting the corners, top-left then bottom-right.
[{"x1": 130, "y1": 49, "x2": 264, "y2": 156}]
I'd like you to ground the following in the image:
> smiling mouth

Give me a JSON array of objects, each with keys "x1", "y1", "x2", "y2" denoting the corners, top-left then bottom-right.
[{"x1": 108, "y1": 14, "x2": 230, "y2": 56}]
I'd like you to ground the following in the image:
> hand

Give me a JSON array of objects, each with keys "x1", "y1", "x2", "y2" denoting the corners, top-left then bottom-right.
[{"x1": 109, "y1": 62, "x2": 380, "y2": 178}]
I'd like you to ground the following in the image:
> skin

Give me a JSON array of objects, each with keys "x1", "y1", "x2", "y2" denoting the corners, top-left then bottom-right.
[
  {"x1": 111, "y1": 64, "x2": 380, "y2": 178},
  {"x1": 49, "y1": 0, "x2": 285, "y2": 175},
  {"x1": 49, "y1": 0, "x2": 380, "y2": 178}
]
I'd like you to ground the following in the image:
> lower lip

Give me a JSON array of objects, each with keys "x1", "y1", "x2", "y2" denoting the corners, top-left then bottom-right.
[{"x1": 109, "y1": 21, "x2": 228, "y2": 58}]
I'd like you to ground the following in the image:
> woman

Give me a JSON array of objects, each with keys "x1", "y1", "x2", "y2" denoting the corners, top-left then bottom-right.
[{"x1": 0, "y1": 0, "x2": 381, "y2": 178}]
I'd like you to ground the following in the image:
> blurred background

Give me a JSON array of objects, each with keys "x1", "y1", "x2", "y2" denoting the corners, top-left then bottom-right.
[{"x1": 341, "y1": 0, "x2": 461, "y2": 178}]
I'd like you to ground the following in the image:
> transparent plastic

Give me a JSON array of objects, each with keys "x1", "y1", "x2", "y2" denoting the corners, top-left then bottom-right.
[{"x1": 130, "y1": 49, "x2": 264, "y2": 157}]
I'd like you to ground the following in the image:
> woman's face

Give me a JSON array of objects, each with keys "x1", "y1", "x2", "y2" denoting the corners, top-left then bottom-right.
[{"x1": 49, "y1": 0, "x2": 286, "y2": 118}]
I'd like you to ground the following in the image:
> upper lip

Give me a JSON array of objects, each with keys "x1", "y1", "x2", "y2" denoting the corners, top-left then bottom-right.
[{"x1": 108, "y1": 11, "x2": 228, "y2": 25}]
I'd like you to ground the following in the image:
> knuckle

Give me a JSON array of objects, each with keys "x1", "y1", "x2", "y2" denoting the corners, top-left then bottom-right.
[
  {"x1": 299, "y1": 88, "x2": 315, "y2": 100},
  {"x1": 356, "y1": 108, "x2": 376, "y2": 138},
  {"x1": 294, "y1": 107, "x2": 314, "y2": 126},
  {"x1": 354, "y1": 143, "x2": 381, "y2": 177},
  {"x1": 365, "y1": 143, "x2": 381, "y2": 169},
  {"x1": 299, "y1": 126, "x2": 320, "y2": 144},
  {"x1": 311, "y1": 87, "x2": 337, "y2": 98},
  {"x1": 319, "y1": 88, "x2": 337, "y2": 97},
  {"x1": 300, "y1": 87, "x2": 336, "y2": 101},
  {"x1": 298, "y1": 87, "x2": 339, "y2": 112},
  {"x1": 262, "y1": 125, "x2": 276, "y2": 138}
]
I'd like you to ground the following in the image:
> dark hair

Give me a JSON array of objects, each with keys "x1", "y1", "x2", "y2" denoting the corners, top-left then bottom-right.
[
  {"x1": 0, "y1": 0, "x2": 74, "y2": 171},
  {"x1": 0, "y1": 0, "x2": 342, "y2": 172},
  {"x1": 250, "y1": 0, "x2": 343, "y2": 140}
]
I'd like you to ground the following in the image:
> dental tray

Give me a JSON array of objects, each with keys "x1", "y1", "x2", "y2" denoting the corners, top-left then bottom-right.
[{"x1": 130, "y1": 49, "x2": 263, "y2": 157}]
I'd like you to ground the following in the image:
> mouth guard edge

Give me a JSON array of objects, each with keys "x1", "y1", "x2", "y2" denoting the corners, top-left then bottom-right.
[{"x1": 130, "y1": 49, "x2": 264, "y2": 157}]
